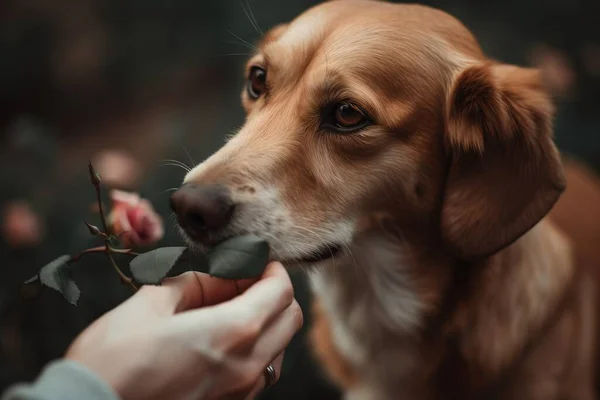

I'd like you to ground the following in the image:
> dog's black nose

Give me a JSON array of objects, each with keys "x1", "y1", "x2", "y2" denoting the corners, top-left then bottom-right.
[{"x1": 170, "y1": 184, "x2": 235, "y2": 240}]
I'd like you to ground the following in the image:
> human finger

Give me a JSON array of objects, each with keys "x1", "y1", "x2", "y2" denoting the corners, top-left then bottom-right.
[
  {"x1": 151, "y1": 271, "x2": 257, "y2": 313},
  {"x1": 249, "y1": 300, "x2": 303, "y2": 364},
  {"x1": 244, "y1": 352, "x2": 285, "y2": 400},
  {"x1": 209, "y1": 261, "x2": 294, "y2": 329}
]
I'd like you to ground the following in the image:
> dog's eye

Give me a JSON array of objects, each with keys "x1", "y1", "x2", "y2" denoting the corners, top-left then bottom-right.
[
  {"x1": 325, "y1": 102, "x2": 369, "y2": 132},
  {"x1": 247, "y1": 66, "x2": 267, "y2": 100}
]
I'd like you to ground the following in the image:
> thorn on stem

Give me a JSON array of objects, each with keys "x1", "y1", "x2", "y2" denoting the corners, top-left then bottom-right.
[{"x1": 85, "y1": 221, "x2": 106, "y2": 238}]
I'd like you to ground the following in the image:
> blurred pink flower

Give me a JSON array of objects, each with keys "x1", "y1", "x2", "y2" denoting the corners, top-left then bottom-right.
[
  {"x1": 92, "y1": 149, "x2": 141, "y2": 188},
  {"x1": 107, "y1": 190, "x2": 164, "y2": 248},
  {"x1": 1, "y1": 201, "x2": 43, "y2": 248},
  {"x1": 530, "y1": 43, "x2": 576, "y2": 99}
]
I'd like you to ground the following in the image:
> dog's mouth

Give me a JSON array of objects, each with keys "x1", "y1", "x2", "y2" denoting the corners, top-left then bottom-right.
[
  {"x1": 186, "y1": 230, "x2": 344, "y2": 265},
  {"x1": 284, "y1": 243, "x2": 343, "y2": 264}
]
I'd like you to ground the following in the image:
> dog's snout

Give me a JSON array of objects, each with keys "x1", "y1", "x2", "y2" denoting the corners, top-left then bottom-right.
[{"x1": 170, "y1": 184, "x2": 235, "y2": 241}]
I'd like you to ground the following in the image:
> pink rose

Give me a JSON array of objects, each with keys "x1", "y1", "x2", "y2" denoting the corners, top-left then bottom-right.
[
  {"x1": 107, "y1": 190, "x2": 164, "y2": 248},
  {"x1": 92, "y1": 150, "x2": 141, "y2": 188}
]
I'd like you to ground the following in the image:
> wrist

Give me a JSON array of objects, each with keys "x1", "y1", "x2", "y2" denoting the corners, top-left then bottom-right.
[{"x1": 7, "y1": 359, "x2": 121, "y2": 400}]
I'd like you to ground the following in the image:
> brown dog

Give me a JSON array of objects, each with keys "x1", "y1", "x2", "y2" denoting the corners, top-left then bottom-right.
[{"x1": 171, "y1": 1, "x2": 600, "y2": 398}]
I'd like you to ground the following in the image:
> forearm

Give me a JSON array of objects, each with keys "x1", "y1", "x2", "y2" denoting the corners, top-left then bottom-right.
[{"x1": 2, "y1": 360, "x2": 119, "y2": 400}]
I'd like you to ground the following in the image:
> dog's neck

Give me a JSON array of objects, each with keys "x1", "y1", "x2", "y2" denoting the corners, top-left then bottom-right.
[
  {"x1": 308, "y1": 219, "x2": 575, "y2": 399},
  {"x1": 308, "y1": 227, "x2": 454, "y2": 398}
]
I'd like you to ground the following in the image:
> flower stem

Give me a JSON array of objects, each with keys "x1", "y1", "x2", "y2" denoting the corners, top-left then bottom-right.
[
  {"x1": 71, "y1": 246, "x2": 109, "y2": 261},
  {"x1": 88, "y1": 164, "x2": 138, "y2": 292},
  {"x1": 106, "y1": 249, "x2": 138, "y2": 291},
  {"x1": 94, "y1": 183, "x2": 110, "y2": 234},
  {"x1": 70, "y1": 246, "x2": 139, "y2": 262}
]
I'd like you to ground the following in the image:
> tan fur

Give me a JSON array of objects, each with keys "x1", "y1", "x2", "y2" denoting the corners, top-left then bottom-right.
[
  {"x1": 549, "y1": 157, "x2": 600, "y2": 391},
  {"x1": 311, "y1": 298, "x2": 359, "y2": 389},
  {"x1": 181, "y1": 1, "x2": 600, "y2": 398}
]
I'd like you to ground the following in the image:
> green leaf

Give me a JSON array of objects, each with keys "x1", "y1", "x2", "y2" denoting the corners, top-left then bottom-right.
[
  {"x1": 207, "y1": 235, "x2": 270, "y2": 279},
  {"x1": 88, "y1": 161, "x2": 102, "y2": 185},
  {"x1": 130, "y1": 247, "x2": 188, "y2": 285},
  {"x1": 129, "y1": 235, "x2": 270, "y2": 286},
  {"x1": 38, "y1": 255, "x2": 80, "y2": 306}
]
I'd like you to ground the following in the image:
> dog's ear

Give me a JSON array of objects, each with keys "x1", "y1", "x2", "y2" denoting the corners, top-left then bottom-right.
[{"x1": 441, "y1": 62, "x2": 566, "y2": 260}]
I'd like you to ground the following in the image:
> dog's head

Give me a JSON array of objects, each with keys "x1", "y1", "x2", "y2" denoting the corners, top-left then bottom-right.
[{"x1": 171, "y1": 0, "x2": 565, "y2": 265}]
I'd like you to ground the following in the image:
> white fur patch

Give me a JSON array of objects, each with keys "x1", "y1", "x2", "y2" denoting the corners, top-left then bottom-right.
[
  {"x1": 308, "y1": 233, "x2": 424, "y2": 380},
  {"x1": 345, "y1": 385, "x2": 381, "y2": 400},
  {"x1": 310, "y1": 269, "x2": 369, "y2": 366}
]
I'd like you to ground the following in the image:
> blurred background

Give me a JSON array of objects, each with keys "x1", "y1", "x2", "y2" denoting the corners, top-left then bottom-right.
[{"x1": 0, "y1": 0, "x2": 598, "y2": 398}]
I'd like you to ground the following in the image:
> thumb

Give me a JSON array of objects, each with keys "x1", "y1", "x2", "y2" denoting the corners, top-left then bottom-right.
[{"x1": 161, "y1": 271, "x2": 257, "y2": 313}]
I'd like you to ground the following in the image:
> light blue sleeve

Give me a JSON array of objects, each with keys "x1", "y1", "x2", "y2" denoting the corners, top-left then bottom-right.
[{"x1": 1, "y1": 359, "x2": 120, "y2": 400}]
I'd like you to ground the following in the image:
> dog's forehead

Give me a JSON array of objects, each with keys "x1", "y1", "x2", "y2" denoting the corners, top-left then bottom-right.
[
  {"x1": 257, "y1": 3, "x2": 473, "y2": 105},
  {"x1": 263, "y1": 1, "x2": 482, "y2": 66}
]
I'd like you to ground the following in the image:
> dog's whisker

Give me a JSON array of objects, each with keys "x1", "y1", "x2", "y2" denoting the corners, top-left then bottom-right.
[
  {"x1": 240, "y1": 0, "x2": 263, "y2": 37},
  {"x1": 257, "y1": 231, "x2": 288, "y2": 256},
  {"x1": 161, "y1": 187, "x2": 179, "y2": 195},
  {"x1": 162, "y1": 158, "x2": 190, "y2": 167},
  {"x1": 261, "y1": 230, "x2": 320, "y2": 263},
  {"x1": 160, "y1": 158, "x2": 192, "y2": 170},
  {"x1": 168, "y1": 214, "x2": 178, "y2": 231},
  {"x1": 158, "y1": 162, "x2": 192, "y2": 173},
  {"x1": 225, "y1": 30, "x2": 260, "y2": 53},
  {"x1": 294, "y1": 225, "x2": 342, "y2": 241},
  {"x1": 178, "y1": 141, "x2": 196, "y2": 168},
  {"x1": 246, "y1": 0, "x2": 263, "y2": 36},
  {"x1": 288, "y1": 226, "x2": 320, "y2": 246},
  {"x1": 341, "y1": 241, "x2": 358, "y2": 271},
  {"x1": 291, "y1": 224, "x2": 357, "y2": 270},
  {"x1": 290, "y1": 225, "x2": 340, "y2": 263},
  {"x1": 158, "y1": 164, "x2": 190, "y2": 173},
  {"x1": 222, "y1": 40, "x2": 256, "y2": 52},
  {"x1": 270, "y1": 227, "x2": 321, "y2": 261},
  {"x1": 158, "y1": 161, "x2": 191, "y2": 171},
  {"x1": 168, "y1": 215, "x2": 180, "y2": 235},
  {"x1": 306, "y1": 225, "x2": 356, "y2": 265},
  {"x1": 158, "y1": 161, "x2": 187, "y2": 169}
]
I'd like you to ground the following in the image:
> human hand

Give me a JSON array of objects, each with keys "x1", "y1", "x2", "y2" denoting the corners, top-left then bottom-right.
[{"x1": 66, "y1": 261, "x2": 302, "y2": 400}]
